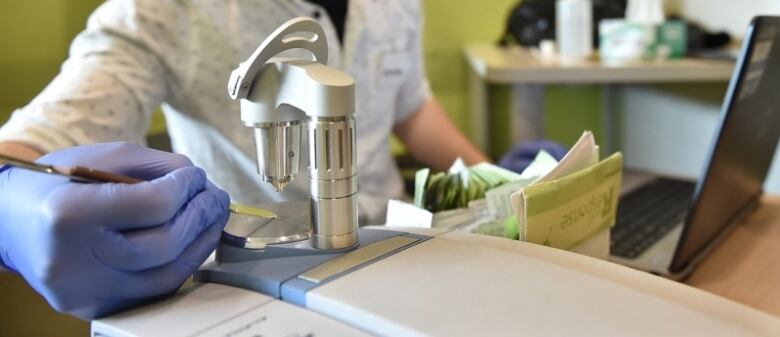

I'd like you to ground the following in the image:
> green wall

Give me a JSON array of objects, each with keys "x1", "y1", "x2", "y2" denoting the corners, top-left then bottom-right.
[
  {"x1": 545, "y1": 85, "x2": 604, "y2": 150},
  {"x1": 0, "y1": 1, "x2": 106, "y2": 118},
  {"x1": 421, "y1": 0, "x2": 603, "y2": 157},
  {"x1": 421, "y1": 0, "x2": 518, "y2": 133}
]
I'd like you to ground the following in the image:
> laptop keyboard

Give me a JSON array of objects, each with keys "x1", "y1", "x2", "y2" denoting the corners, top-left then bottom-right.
[{"x1": 610, "y1": 178, "x2": 696, "y2": 259}]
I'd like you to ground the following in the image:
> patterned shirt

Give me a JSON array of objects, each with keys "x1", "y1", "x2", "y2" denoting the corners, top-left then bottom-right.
[{"x1": 0, "y1": 0, "x2": 431, "y2": 224}]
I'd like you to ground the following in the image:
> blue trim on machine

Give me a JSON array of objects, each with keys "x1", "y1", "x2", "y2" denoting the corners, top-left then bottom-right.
[
  {"x1": 281, "y1": 232, "x2": 432, "y2": 306},
  {"x1": 196, "y1": 229, "x2": 430, "y2": 304}
]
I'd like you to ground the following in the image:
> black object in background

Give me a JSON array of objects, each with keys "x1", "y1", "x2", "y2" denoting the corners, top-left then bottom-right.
[
  {"x1": 499, "y1": 0, "x2": 626, "y2": 47},
  {"x1": 304, "y1": 0, "x2": 348, "y2": 44},
  {"x1": 667, "y1": 15, "x2": 732, "y2": 54},
  {"x1": 500, "y1": 0, "x2": 556, "y2": 47}
]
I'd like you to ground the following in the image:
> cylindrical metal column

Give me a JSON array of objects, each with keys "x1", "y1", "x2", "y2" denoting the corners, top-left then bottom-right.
[{"x1": 307, "y1": 116, "x2": 359, "y2": 250}]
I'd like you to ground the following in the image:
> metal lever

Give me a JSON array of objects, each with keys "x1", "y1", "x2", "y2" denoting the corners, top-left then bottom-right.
[{"x1": 228, "y1": 17, "x2": 328, "y2": 100}]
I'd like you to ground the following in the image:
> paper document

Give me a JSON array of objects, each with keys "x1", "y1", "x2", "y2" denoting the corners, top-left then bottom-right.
[
  {"x1": 485, "y1": 150, "x2": 557, "y2": 219},
  {"x1": 511, "y1": 131, "x2": 623, "y2": 250},
  {"x1": 534, "y1": 131, "x2": 599, "y2": 182},
  {"x1": 512, "y1": 149, "x2": 623, "y2": 250},
  {"x1": 390, "y1": 150, "x2": 563, "y2": 232},
  {"x1": 512, "y1": 131, "x2": 598, "y2": 241},
  {"x1": 387, "y1": 132, "x2": 622, "y2": 256},
  {"x1": 386, "y1": 199, "x2": 481, "y2": 229},
  {"x1": 386, "y1": 199, "x2": 434, "y2": 228}
]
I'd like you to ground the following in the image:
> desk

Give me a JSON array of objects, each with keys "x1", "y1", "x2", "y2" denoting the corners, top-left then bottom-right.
[
  {"x1": 687, "y1": 195, "x2": 780, "y2": 317},
  {"x1": 464, "y1": 44, "x2": 734, "y2": 154}
]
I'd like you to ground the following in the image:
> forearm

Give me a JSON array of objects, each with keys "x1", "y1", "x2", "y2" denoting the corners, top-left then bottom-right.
[
  {"x1": 393, "y1": 98, "x2": 490, "y2": 171},
  {"x1": 0, "y1": 141, "x2": 44, "y2": 162}
]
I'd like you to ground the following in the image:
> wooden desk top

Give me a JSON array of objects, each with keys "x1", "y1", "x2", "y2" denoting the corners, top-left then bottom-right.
[
  {"x1": 686, "y1": 195, "x2": 780, "y2": 317},
  {"x1": 465, "y1": 44, "x2": 735, "y2": 84}
]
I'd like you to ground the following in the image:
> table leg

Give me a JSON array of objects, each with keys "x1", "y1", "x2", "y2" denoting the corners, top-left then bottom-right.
[
  {"x1": 602, "y1": 84, "x2": 619, "y2": 155},
  {"x1": 468, "y1": 66, "x2": 489, "y2": 152},
  {"x1": 510, "y1": 84, "x2": 545, "y2": 143}
]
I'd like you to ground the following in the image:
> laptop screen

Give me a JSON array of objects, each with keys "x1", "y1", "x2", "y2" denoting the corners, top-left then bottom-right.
[{"x1": 670, "y1": 16, "x2": 780, "y2": 273}]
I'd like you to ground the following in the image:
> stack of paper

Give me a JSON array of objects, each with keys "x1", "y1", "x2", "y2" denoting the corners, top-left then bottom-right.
[
  {"x1": 386, "y1": 130, "x2": 622, "y2": 256},
  {"x1": 388, "y1": 151, "x2": 558, "y2": 233},
  {"x1": 511, "y1": 131, "x2": 623, "y2": 250}
]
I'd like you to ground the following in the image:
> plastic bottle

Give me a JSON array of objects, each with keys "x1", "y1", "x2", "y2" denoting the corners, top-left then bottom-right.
[
  {"x1": 556, "y1": 0, "x2": 593, "y2": 63},
  {"x1": 625, "y1": 0, "x2": 664, "y2": 25}
]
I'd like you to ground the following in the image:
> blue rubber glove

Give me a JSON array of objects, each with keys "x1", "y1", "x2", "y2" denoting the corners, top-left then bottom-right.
[
  {"x1": 0, "y1": 142, "x2": 230, "y2": 320},
  {"x1": 498, "y1": 140, "x2": 568, "y2": 174}
]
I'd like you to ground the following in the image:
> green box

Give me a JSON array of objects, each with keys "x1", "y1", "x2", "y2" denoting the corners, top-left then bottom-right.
[{"x1": 657, "y1": 20, "x2": 687, "y2": 58}]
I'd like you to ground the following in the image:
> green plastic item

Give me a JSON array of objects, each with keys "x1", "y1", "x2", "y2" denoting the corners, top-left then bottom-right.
[{"x1": 415, "y1": 161, "x2": 522, "y2": 213}]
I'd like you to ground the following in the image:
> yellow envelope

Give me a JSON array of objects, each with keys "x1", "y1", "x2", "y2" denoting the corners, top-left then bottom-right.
[{"x1": 514, "y1": 153, "x2": 623, "y2": 250}]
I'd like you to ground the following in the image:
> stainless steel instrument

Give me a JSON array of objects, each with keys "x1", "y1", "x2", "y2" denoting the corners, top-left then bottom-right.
[{"x1": 227, "y1": 17, "x2": 359, "y2": 250}]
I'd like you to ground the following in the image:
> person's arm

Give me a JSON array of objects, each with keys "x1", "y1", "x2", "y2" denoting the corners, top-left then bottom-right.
[
  {"x1": 0, "y1": 0, "x2": 189, "y2": 156},
  {"x1": 0, "y1": 142, "x2": 43, "y2": 162},
  {"x1": 388, "y1": 3, "x2": 489, "y2": 171},
  {"x1": 393, "y1": 97, "x2": 489, "y2": 170}
]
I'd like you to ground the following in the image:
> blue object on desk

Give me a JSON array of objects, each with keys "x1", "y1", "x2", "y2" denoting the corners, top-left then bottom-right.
[{"x1": 498, "y1": 139, "x2": 568, "y2": 173}]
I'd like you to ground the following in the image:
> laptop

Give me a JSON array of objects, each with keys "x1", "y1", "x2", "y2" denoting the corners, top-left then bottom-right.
[{"x1": 609, "y1": 16, "x2": 780, "y2": 280}]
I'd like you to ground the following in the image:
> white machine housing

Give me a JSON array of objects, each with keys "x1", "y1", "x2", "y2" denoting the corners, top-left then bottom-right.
[{"x1": 93, "y1": 226, "x2": 780, "y2": 337}]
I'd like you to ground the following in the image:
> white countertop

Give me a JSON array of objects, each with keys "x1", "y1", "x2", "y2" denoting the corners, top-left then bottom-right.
[{"x1": 465, "y1": 44, "x2": 735, "y2": 84}]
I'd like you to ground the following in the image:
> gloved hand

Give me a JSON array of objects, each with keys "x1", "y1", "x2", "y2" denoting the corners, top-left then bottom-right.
[
  {"x1": 498, "y1": 139, "x2": 568, "y2": 174},
  {"x1": 0, "y1": 142, "x2": 230, "y2": 320}
]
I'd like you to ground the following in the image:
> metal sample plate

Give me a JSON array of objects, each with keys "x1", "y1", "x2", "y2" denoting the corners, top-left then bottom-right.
[{"x1": 222, "y1": 201, "x2": 311, "y2": 249}]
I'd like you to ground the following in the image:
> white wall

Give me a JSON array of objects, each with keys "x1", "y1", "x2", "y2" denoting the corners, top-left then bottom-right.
[
  {"x1": 618, "y1": 84, "x2": 780, "y2": 194},
  {"x1": 616, "y1": 1, "x2": 780, "y2": 194},
  {"x1": 667, "y1": 0, "x2": 780, "y2": 37}
]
